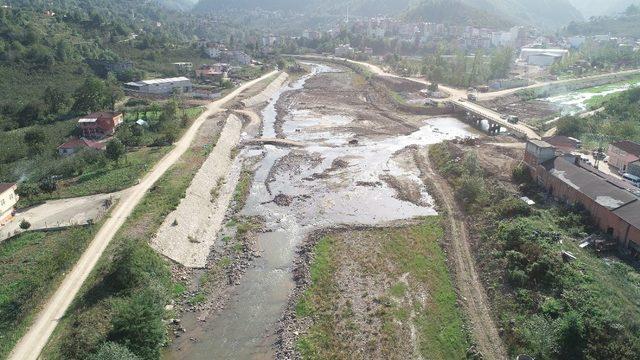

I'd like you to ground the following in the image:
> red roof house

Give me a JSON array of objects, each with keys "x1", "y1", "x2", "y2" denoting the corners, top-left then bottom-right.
[
  {"x1": 77, "y1": 112, "x2": 123, "y2": 138},
  {"x1": 58, "y1": 138, "x2": 105, "y2": 156},
  {"x1": 608, "y1": 140, "x2": 640, "y2": 173}
]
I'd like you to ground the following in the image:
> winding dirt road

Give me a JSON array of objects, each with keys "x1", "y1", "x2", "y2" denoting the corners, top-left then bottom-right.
[
  {"x1": 8, "y1": 70, "x2": 278, "y2": 360},
  {"x1": 415, "y1": 150, "x2": 507, "y2": 360}
]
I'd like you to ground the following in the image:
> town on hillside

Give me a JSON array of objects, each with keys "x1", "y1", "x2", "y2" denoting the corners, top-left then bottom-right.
[{"x1": 2, "y1": 2, "x2": 640, "y2": 360}]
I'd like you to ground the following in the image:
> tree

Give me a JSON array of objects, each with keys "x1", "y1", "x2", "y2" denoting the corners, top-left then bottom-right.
[
  {"x1": 43, "y1": 86, "x2": 68, "y2": 115},
  {"x1": 17, "y1": 102, "x2": 43, "y2": 127},
  {"x1": 72, "y1": 78, "x2": 108, "y2": 114},
  {"x1": 106, "y1": 138, "x2": 125, "y2": 163},
  {"x1": 39, "y1": 177, "x2": 57, "y2": 193},
  {"x1": 24, "y1": 129, "x2": 46, "y2": 155}
]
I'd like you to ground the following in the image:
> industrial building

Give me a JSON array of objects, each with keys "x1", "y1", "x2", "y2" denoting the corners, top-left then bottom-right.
[
  {"x1": 519, "y1": 48, "x2": 569, "y2": 67},
  {"x1": 525, "y1": 140, "x2": 640, "y2": 254},
  {"x1": 125, "y1": 77, "x2": 193, "y2": 95}
]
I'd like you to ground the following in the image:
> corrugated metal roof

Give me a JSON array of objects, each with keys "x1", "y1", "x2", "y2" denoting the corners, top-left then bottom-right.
[
  {"x1": 126, "y1": 77, "x2": 191, "y2": 86},
  {"x1": 613, "y1": 200, "x2": 640, "y2": 229},
  {"x1": 543, "y1": 157, "x2": 637, "y2": 210}
]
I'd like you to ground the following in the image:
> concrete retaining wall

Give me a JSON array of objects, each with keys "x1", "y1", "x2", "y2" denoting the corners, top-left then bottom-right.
[
  {"x1": 242, "y1": 72, "x2": 289, "y2": 107},
  {"x1": 151, "y1": 114, "x2": 244, "y2": 268}
]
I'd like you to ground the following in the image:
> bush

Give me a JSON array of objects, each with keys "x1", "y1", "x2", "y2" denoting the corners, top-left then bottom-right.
[
  {"x1": 512, "y1": 163, "x2": 532, "y2": 184},
  {"x1": 495, "y1": 197, "x2": 531, "y2": 219},
  {"x1": 16, "y1": 182, "x2": 40, "y2": 198},
  {"x1": 108, "y1": 290, "x2": 166, "y2": 360},
  {"x1": 19, "y1": 219, "x2": 31, "y2": 229},
  {"x1": 88, "y1": 342, "x2": 140, "y2": 360}
]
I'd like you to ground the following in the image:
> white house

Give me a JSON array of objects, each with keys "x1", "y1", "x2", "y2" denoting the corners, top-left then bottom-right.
[
  {"x1": 335, "y1": 44, "x2": 355, "y2": 58},
  {"x1": 0, "y1": 183, "x2": 18, "y2": 225}
]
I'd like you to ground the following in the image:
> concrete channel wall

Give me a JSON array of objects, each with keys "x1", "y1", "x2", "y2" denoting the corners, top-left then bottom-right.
[
  {"x1": 151, "y1": 114, "x2": 244, "y2": 268},
  {"x1": 242, "y1": 72, "x2": 289, "y2": 108}
]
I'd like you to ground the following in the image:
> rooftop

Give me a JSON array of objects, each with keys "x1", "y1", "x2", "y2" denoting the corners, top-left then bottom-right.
[
  {"x1": 58, "y1": 138, "x2": 105, "y2": 150},
  {"x1": 612, "y1": 200, "x2": 640, "y2": 230},
  {"x1": 611, "y1": 140, "x2": 640, "y2": 157},
  {"x1": 529, "y1": 139, "x2": 555, "y2": 148},
  {"x1": 543, "y1": 156, "x2": 637, "y2": 211},
  {"x1": 0, "y1": 183, "x2": 16, "y2": 194},
  {"x1": 126, "y1": 77, "x2": 191, "y2": 86}
]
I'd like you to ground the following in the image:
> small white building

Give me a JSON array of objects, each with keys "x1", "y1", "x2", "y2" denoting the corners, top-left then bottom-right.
[
  {"x1": 227, "y1": 51, "x2": 252, "y2": 65},
  {"x1": 335, "y1": 44, "x2": 355, "y2": 58},
  {"x1": 125, "y1": 77, "x2": 193, "y2": 95},
  {"x1": 0, "y1": 183, "x2": 18, "y2": 225}
]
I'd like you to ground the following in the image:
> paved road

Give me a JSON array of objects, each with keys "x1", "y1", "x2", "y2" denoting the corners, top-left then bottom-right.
[
  {"x1": 478, "y1": 68, "x2": 640, "y2": 101},
  {"x1": 344, "y1": 58, "x2": 541, "y2": 139},
  {"x1": 8, "y1": 70, "x2": 279, "y2": 360}
]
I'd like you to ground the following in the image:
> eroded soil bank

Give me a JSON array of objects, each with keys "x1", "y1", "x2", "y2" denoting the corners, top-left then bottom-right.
[{"x1": 166, "y1": 63, "x2": 478, "y2": 359}]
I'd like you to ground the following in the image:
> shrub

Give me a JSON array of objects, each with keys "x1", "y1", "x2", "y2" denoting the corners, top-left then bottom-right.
[
  {"x1": 19, "y1": 219, "x2": 31, "y2": 229},
  {"x1": 511, "y1": 163, "x2": 532, "y2": 184},
  {"x1": 88, "y1": 342, "x2": 140, "y2": 360},
  {"x1": 108, "y1": 290, "x2": 165, "y2": 360},
  {"x1": 495, "y1": 197, "x2": 531, "y2": 219}
]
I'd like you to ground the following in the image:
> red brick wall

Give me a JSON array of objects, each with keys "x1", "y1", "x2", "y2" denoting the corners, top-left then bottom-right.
[{"x1": 535, "y1": 164, "x2": 640, "y2": 249}]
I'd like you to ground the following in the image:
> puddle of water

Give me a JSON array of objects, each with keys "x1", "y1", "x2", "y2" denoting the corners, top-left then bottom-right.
[{"x1": 167, "y1": 63, "x2": 475, "y2": 360}]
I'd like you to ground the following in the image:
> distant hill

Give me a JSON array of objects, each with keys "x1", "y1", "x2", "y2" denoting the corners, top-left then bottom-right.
[
  {"x1": 566, "y1": 6, "x2": 640, "y2": 37},
  {"x1": 405, "y1": 0, "x2": 582, "y2": 29},
  {"x1": 195, "y1": 0, "x2": 582, "y2": 29},
  {"x1": 568, "y1": 0, "x2": 639, "y2": 18}
]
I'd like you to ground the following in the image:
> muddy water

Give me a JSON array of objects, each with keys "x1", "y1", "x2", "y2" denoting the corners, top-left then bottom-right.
[{"x1": 169, "y1": 64, "x2": 475, "y2": 359}]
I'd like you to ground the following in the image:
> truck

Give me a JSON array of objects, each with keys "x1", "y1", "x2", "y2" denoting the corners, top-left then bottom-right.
[
  {"x1": 507, "y1": 115, "x2": 519, "y2": 124},
  {"x1": 467, "y1": 93, "x2": 478, "y2": 101}
]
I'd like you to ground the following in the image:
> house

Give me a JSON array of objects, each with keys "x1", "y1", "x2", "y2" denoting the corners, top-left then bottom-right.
[
  {"x1": 542, "y1": 135, "x2": 582, "y2": 153},
  {"x1": 608, "y1": 141, "x2": 640, "y2": 173},
  {"x1": 77, "y1": 112, "x2": 123, "y2": 138},
  {"x1": 124, "y1": 77, "x2": 193, "y2": 95},
  {"x1": 335, "y1": 44, "x2": 355, "y2": 58},
  {"x1": 525, "y1": 140, "x2": 640, "y2": 254},
  {"x1": 58, "y1": 138, "x2": 105, "y2": 156},
  {"x1": 205, "y1": 44, "x2": 226, "y2": 59},
  {"x1": 195, "y1": 63, "x2": 229, "y2": 81},
  {"x1": 173, "y1": 62, "x2": 193, "y2": 74},
  {"x1": 0, "y1": 183, "x2": 19, "y2": 225},
  {"x1": 226, "y1": 51, "x2": 252, "y2": 65}
]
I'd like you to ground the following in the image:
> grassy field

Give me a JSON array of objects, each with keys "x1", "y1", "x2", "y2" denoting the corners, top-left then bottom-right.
[
  {"x1": 20, "y1": 146, "x2": 171, "y2": 207},
  {"x1": 41, "y1": 117, "x2": 222, "y2": 360},
  {"x1": 296, "y1": 218, "x2": 469, "y2": 360},
  {"x1": 0, "y1": 227, "x2": 98, "y2": 358}
]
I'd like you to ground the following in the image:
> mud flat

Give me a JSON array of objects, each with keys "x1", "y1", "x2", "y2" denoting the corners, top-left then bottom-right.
[
  {"x1": 151, "y1": 114, "x2": 243, "y2": 268},
  {"x1": 165, "y1": 63, "x2": 478, "y2": 359}
]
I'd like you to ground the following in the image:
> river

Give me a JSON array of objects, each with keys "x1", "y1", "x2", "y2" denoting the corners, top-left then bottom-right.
[{"x1": 166, "y1": 63, "x2": 476, "y2": 359}]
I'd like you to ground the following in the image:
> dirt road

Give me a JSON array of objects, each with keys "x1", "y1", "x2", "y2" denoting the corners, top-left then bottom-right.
[
  {"x1": 8, "y1": 70, "x2": 278, "y2": 360},
  {"x1": 415, "y1": 150, "x2": 507, "y2": 360}
]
